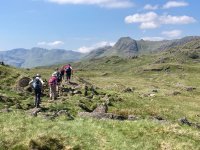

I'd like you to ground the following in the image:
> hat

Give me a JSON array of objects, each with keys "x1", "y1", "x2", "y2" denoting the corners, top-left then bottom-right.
[
  {"x1": 52, "y1": 72, "x2": 57, "y2": 76},
  {"x1": 36, "y1": 74, "x2": 41, "y2": 77}
]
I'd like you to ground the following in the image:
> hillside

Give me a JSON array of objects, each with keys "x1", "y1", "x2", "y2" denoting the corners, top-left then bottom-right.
[
  {"x1": 0, "y1": 47, "x2": 84, "y2": 68},
  {"x1": 85, "y1": 36, "x2": 200, "y2": 59},
  {"x1": 0, "y1": 40, "x2": 200, "y2": 149}
]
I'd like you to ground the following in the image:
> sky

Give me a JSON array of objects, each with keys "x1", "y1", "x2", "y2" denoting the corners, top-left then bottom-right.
[{"x1": 0, "y1": 0, "x2": 199, "y2": 52}]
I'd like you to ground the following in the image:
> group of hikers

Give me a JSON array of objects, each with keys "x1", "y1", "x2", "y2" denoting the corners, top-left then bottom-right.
[{"x1": 29, "y1": 64, "x2": 73, "y2": 108}]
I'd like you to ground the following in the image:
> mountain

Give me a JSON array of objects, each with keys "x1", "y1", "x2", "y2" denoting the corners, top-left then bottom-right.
[
  {"x1": 85, "y1": 36, "x2": 200, "y2": 59},
  {"x1": 0, "y1": 47, "x2": 84, "y2": 68}
]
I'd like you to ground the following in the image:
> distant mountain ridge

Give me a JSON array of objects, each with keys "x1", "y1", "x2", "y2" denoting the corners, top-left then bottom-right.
[
  {"x1": 84, "y1": 36, "x2": 200, "y2": 59},
  {"x1": 0, "y1": 47, "x2": 84, "y2": 68},
  {"x1": 1, "y1": 36, "x2": 200, "y2": 68}
]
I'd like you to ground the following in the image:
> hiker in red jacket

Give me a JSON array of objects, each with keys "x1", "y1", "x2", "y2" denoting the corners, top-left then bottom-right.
[{"x1": 48, "y1": 72, "x2": 57, "y2": 100}]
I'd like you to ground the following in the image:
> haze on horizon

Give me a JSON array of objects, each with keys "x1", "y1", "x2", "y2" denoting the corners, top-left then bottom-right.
[{"x1": 0, "y1": 0, "x2": 199, "y2": 53}]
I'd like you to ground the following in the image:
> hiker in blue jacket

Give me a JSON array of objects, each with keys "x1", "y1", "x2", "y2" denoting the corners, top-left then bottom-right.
[{"x1": 29, "y1": 74, "x2": 44, "y2": 108}]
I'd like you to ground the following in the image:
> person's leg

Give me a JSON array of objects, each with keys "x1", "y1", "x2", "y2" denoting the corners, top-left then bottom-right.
[
  {"x1": 34, "y1": 90, "x2": 37, "y2": 107},
  {"x1": 37, "y1": 90, "x2": 41, "y2": 107},
  {"x1": 52, "y1": 85, "x2": 57, "y2": 100},
  {"x1": 49, "y1": 85, "x2": 53, "y2": 100}
]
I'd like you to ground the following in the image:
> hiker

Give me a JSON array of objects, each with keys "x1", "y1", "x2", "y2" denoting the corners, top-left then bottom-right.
[
  {"x1": 48, "y1": 72, "x2": 57, "y2": 100},
  {"x1": 29, "y1": 74, "x2": 44, "y2": 108},
  {"x1": 60, "y1": 66, "x2": 65, "y2": 80},
  {"x1": 65, "y1": 64, "x2": 73, "y2": 83}
]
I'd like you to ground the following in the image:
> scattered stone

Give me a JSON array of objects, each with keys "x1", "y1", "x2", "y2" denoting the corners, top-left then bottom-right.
[
  {"x1": 172, "y1": 91, "x2": 181, "y2": 96},
  {"x1": 30, "y1": 108, "x2": 42, "y2": 117},
  {"x1": 15, "y1": 103, "x2": 23, "y2": 109},
  {"x1": 93, "y1": 104, "x2": 108, "y2": 113},
  {"x1": 178, "y1": 117, "x2": 192, "y2": 126},
  {"x1": 102, "y1": 73, "x2": 109, "y2": 76},
  {"x1": 149, "y1": 93, "x2": 156, "y2": 97},
  {"x1": 128, "y1": 115, "x2": 139, "y2": 121},
  {"x1": 154, "y1": 57, "x2": 169, "y2": 64},
  {"x1": 185, "y1": 86, "x2": 196, "y2": 92},
  {"x1": 152, "y1": 89, "x2": 158, "y2": 93},
  {"x1": 24, "y1": 86, "x2": 32, "y2": 92},
  {"x1": 1, "y1": 107, "x2": 10, "y2": 113},
  {"x1": 154, "y1": 116, "x2": 164, "y2": 121},
  {"x1": 78, "y1": 103, "x2": 92, "y2": 112},
  {"x1": 123, "y1": 87, "x2": 134, "y2": 93},
  {"x1": 29, "y1": 136, "x2": 64, "y2": 150},
  {"x1": 84, "y1": 85, "x2": 88, "y2": 96},
  {"x1": 0, "y1": 94, "x2": 9, "y2": 102},
  {"x1": 73, "y1": 90, "x2": 82, "y2": 95}
]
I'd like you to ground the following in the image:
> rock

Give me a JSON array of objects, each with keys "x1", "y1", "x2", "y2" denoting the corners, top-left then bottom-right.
[
  {"x1": 153, "y1": 116, "x2": 164, "y2": 121},
  {"x1": 102, "y1": 73, "x2": 109, "y2": 76},
  {"x1": 18, "y1": 77, "x2": 31, "y2": 88},
  {"x1": 15, "y1": 103, "x2": 23, "y2": 109},
  {"x1": 24, "y1": 86, "x2": 32, "y2": 92},
  {"x1": 73, "y1": 90, "x2": 82, "y2": 95},
  {"x1": 93, "y1": 104, "x2": 108, "y2": 113},
  {"x1": 57, "y1": 110, "x2": 68, "y2": 115},
  {"x1": 29, "y1": 136, "x2": 64, "y2": 150},
  {"x1": 178, "y1": 117, "x2": 192, "y2": 126},
  {"x1": 123, "y1": 87, "x2": 133, "y2": 93},
  {"x1": 112, "y1": 114, "x2": 127, "y2": 120},
  {"x1": 78, "y1": 103, "x2": 92, "y2": 112},
  {"x1": 172, "y1": 91, "x2": 181, "y2": 96},
  {"x1": 154, "y1": 57, "x2": 169, "y2": 64},
  {"x1": 30, "y1": 108, "x2": 42, "y2": 117},
  {"x1": 149, "y1": 93, "x2": 156, "y2": 97},
  {"x1": 185, "y1": 86, "x2": 196, "y2": 92},
  {"x1": 0, "y1": 94, "x2": 9, "y2": 102},
  {"x1": 152, "y1": 89, "x2": 158, "y2": 93},
  {"x1": 128, "y1": 115, "x2": 139, "y2": 121},
  {"x1": 1, "y1": 107, "x2": 10, "y2": 113}
]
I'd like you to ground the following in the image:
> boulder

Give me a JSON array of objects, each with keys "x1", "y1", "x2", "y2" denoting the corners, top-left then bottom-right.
[{"x1": 18, "y1": 77, "x2": 31, "y2": 87}]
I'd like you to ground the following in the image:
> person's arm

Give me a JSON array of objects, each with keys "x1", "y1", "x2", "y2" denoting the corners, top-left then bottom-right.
[
  {"x1": 29, "y1": 79, "x2": 33, "y2": 85},
  {"x1": 71, "y1": 67, "x2": 73, "y2": 75},
  {"x1": 39, "y1": 78, "x2": 44, "y2": 85}
]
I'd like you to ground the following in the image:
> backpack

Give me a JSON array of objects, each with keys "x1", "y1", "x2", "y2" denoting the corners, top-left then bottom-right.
[
  {"x1": 66, "y1": 67, "x2": 71, "y2": 74},
  {"x1": 32, "y1": 78, "x2": 42, "y2": 90},
  {"x1": 48, "y1": 76, "x2": 56, "y2": 85},
  {"x1": 57, "y1": 72, "x2": 62, "y2": 82}
]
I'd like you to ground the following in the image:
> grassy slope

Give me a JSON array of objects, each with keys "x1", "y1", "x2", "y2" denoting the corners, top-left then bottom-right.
[{"x1": 0, "y1": 40, "x2": 200, "y2": 149}]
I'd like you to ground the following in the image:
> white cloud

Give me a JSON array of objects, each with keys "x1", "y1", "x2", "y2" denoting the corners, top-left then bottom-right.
[
  {"x1": 37, "y1": 40, "x2": 64, "y2": 47},
  {"x1": 46, "y1": 0, "x2": 134, "y2": 8},
  {"x1": 77, "y1": 41, "x2": 115, "y2": 53},
  {"x1": 163, "y1": 1, "x2": 188, "y2": 9},
  {"x1": 142, "y1": 37, "x2": 164, "y2": 41},
  {"x1": 125, "y1": 12, "x2": 158, "y2": 24},
  {"x1": 160, "y1": 15, "x2": 196, "y2": 24},
  {"x1": 162, "y1": 30, "x2": 182, "y2": 38},
  {"x1": 125, "y1": 11, "x2": 196, "y2": 29},
  {"x1": 144, "y1": 4, "x2": 159, "y2": 10},
  {"x1": 140, "y1": 22, "x2": 159, "y2": 29}
]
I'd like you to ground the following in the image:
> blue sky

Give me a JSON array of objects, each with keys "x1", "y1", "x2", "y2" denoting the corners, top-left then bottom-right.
[{"x1": 0, "y1": 0, "x2": 199, "y2": 52}]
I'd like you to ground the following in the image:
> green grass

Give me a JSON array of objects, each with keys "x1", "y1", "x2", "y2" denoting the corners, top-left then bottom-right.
[
  {"x1": 0, "y1": 40, "x2": 200, "y2": 149},
  {"x1": 0, "y1": 111, "x2": 200, "y2": 150}
]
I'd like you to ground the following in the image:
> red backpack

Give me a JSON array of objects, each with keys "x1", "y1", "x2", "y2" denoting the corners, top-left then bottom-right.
[{"x1": 48, "y1": 76, "x2": 57, "y2": 85}]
